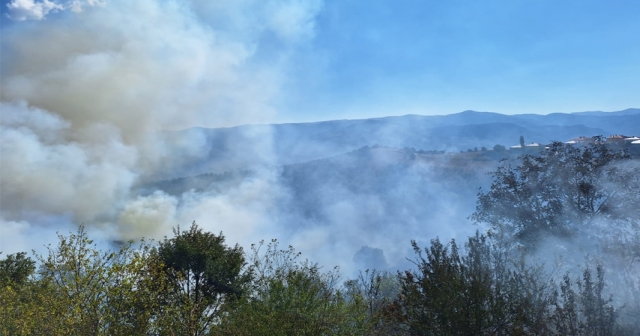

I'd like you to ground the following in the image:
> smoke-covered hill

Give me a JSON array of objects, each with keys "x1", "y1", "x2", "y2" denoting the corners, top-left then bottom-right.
[
  {"x1": 143, "y1": 147, "x2": 514, "y2": 271},
  {"x1": 139, "y1": 109, "x2": 640, "y2": 272},
  {"x1": 159, "y1": 109, "x2": 639, "y2": 179},
  {"x1": 4, "y1": 105, "x2": 638, "y2": 274}
]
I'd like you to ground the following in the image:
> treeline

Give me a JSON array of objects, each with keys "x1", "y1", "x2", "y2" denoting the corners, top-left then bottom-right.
[
  {"x1": 2, "y1": 141, "x2": 640, "y2": 335},
  {"x1": 2, "y1": 226, "x2": 639, "y2": 335}
]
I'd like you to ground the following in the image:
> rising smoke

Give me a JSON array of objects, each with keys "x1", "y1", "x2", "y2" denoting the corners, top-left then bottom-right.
[
  {"x1": 3, "y1": 0, "x2": 593, "y2": 278},
  {"x1": 1, "y1": 0, "x2": 323, "y2": 254},
  {"x1": 2, "y1": 1, "x2": 637, "y2": 288}
]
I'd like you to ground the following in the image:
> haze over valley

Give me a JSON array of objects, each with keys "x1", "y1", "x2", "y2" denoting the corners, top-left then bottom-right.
[{"x1": 135, "y1": 108, "x2": 640, "y2": 272}]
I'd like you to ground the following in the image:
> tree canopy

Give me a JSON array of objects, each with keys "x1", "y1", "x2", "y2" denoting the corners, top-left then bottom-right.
[
  {"x1": 0, "y1": 252, "x2": 35, "y2": 286},
  {"x1": 472, "y1": 140, "x2": 640, "y2": 247},
  {"x1": 157, "y1": 222, "x2": 251, "y2": 335}
]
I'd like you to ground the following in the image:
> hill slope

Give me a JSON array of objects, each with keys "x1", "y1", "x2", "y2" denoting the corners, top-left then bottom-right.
[{"x1": 160, "y1": 109, "x2": 638, "y2": 178}]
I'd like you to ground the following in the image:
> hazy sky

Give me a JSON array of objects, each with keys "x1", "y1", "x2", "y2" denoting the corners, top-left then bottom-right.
[{"x1": 2, "y1": 0, "x2": 639, "y2": 125}]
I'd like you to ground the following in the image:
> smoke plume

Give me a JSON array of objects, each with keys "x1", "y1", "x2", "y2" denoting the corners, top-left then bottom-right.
[{"x1": 1, "y1": 0, "x2": 323, "y2": 253}]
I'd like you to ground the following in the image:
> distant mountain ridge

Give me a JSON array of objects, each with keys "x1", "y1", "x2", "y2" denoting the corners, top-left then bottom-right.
[
  {"x1": 565, "y1": 108, "x2": 640, "y2": 116},
  {"x1": 161, "y1": 108, "x2": 639, "y2": 178}
]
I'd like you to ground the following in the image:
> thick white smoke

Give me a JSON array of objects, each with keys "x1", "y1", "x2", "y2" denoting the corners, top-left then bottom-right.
[{"x1": 1, "y1": 0, "x2": 323, "y2": 253}]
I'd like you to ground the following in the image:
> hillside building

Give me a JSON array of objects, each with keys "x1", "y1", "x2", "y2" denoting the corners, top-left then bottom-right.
[
  {"x1": 606, "y1": 135, "x2": 628, "y2": 145},
  {"x1": 566, "y1": 136, "x2": 595, "y2": 145},
  {"x1": 510, "y1": 142, "x2": 542, "y2": 153}
]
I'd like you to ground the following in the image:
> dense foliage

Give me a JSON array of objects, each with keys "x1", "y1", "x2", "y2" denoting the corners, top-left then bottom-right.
[
  {"x1": 157, "y1": 223, "x2": 250, "y2": 335},
  {"x1": 472, "y1": 140, "x2": 640, "y2": 247},
  {"x1": 391, "y1": 234, "x2": 551, "y2": 335},
  {"x1": 2, "y1": 227, "x2": 639, "y2": 335}
]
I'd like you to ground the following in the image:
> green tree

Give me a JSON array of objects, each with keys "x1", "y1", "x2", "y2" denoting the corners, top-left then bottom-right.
[
  {"x1": 390, "y1": 233, "x2": 553, "y2": 335},
  {"x1": 0, "y1": 227, "x2": 171, "y2": 335},
  {"x1": 472, "y1": 140, "x2": 639, "y2": 247},
  {"x1": 520, "y1": 135, "x2": 526, "y2": 149},
  {"x1": 0, "y1": 252, "x2": 39, "y2": 335},
  {"x1": 0, "y1": 252, "x2": 35, "y2": 286},
  {"x1": 550, "y1": 265, "x2": 619, "y2": 336},
  {"x1": 158, "y1": 222, "x2": 250, "y2": 335},
  {"x1": 343, "y1": 269, "x2": 400, "y2": 335},
  {"x1": 215, "y1": 239, "x2": 367, "y2": 335}
]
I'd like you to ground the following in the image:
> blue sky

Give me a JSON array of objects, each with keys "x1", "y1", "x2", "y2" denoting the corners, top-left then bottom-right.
[
  {"x1": 1, "y1": 0, "x2": 639, "y2": 125},
  {"x1": 279, "y1": 0, "x2": 640, "y2": 121}
]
